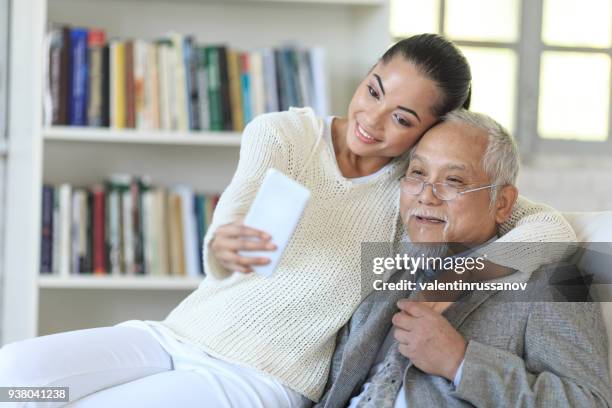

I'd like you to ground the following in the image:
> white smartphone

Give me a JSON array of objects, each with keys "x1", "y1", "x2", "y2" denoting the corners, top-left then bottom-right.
[{"x1": 239, "y1": 168, "x2": 311, "y2": 277}]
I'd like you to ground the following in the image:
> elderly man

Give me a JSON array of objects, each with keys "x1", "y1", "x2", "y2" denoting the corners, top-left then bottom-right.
[{"x1": 315, "y1": 110, "x2": 612, "y2": 407}]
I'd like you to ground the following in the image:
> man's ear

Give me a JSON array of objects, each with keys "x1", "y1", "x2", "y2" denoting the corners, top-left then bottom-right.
[{"x1": 494, "y1": 185, "x2": 518, "y2": 224}]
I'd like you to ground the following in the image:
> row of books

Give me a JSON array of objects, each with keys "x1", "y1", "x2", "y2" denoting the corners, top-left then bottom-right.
[
  {"x1": 40, "y1": 175, "x2": 220, "y2": 278},
  {"x1": 43, "y1": 24, "x2": 329, "y2": 132}
]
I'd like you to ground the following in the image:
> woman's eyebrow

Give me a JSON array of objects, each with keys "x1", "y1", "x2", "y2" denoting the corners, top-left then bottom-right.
[
  {"x1": 373, "y1": 74, "x2": 421, "y2": 123},
  {"x1": 397, "y1": 106, "x2": 421, "y2": 122}
]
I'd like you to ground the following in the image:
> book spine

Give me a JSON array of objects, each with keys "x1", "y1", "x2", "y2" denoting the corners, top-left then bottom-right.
[
  {"x1": 45, "y1": 27, "x2": 63, "y2": 126},
  {"x1": 59, "y1": 27, "x2": 71, "y2": 125},
  {"x1": 170, "y1": 33, "x2": 188, "y2": 131},
  {"x1": 217, "y1": 46, "x2": 233, "y2": 131},
  {"x1": 274, "y1": 49, "x2": 287, "y2": 111},
  {"x1": 184, "y1": 36, "x2": 201, "y2": 130},
  {"x1": 195, "y1": 194, "x2": 205, "y2": 275},
  {"x1": 40, "y1": 186, "x2": 54, "y2": 273},
  {"x1": 133, "y1": 40, "x2": 147, "y2": 129},
  {"x1": 262, "y1": 48, "x2": 279, "y2": 113},
  {"x1": 85, "y1": 190, "x2": 94, "y2": 274},
  {"x1": 101, "y1": 44, "x2": 110, "y2": 126},
  {"x1": 121, "y1": 189, "x2": 134, "y2": 274},
  {"x1": 196, "y1": 47, "x2": 210, "y2": 130},
  {"x1": 249, "y1": 50, "x2": 265, "y2": 119},
  {"x1": 58, "y1": 184, "x2": 72, "y2": 277},
  {"x1": 206, "y1": 47, "x2": 223, "y2": 131},
  {"x1": 227, "y1": 49, "x2": 244, "y2": 131},
  {"x1": 145, "y1": 43, "x2": 161, "y2": 130},
  {"x1": 124, "y1": 40, "x2": 136, "y2": 128},
  {"x1": 157, "y1": 41, "x2": 171, "y2": 130},
  {"x1": 92, "y1": 185, "x2": 106, "y2": 274},
  {"x1": 110, "y1": 41, "x2": 127, "y2": 128},
  {"x1": 52, "y1": 186, "x2": 61, "y2": 274},
  {"x1": 131, "y1": 177, "x2": 145, "y2": 275},
  {"x1": 69, "y1": 28, "x2": 89, "y2": 126},
  {"x1": 240, "y1": 52, "x2": 252, "y2": 125},
  {"x1": 87, "y1": 29, "x2": 106, "y2": 126}
]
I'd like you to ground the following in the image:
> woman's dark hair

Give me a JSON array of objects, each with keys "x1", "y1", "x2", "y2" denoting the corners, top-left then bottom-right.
[{"x1": 380, "y1": 33, "x2": 472, "y2": 116}]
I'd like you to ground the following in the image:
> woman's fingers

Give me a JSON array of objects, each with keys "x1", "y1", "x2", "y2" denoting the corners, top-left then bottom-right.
[
  {"x1": 218, "y1": 222, "x2": 271, "y2": 240},
  {"x1": 218, "y1": 251, "x2": 271, "y2": 274}
]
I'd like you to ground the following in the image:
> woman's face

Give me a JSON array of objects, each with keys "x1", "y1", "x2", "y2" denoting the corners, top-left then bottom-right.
[{"x1": 345, "y1": 56, "x2": 441, "y2": 158}]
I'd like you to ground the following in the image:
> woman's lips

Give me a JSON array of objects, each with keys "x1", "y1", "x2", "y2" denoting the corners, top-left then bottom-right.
[{"x1": 355, "y1": 123, "x2": 380, "y2": 145}]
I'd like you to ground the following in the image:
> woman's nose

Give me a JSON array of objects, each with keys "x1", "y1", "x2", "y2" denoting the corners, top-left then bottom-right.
[{"x1": 362, "y1": 105, "x2": 385, "y2": 130}]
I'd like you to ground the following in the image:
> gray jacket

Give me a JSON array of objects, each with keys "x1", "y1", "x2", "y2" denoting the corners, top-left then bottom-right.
[{"x1": 314, "y1": 264, "x2": 612, "y2": 407}]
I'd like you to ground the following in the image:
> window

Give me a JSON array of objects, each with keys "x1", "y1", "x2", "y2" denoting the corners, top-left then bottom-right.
[{"x1": 390, "y1": 0, "x2": 612, "y2": 155}]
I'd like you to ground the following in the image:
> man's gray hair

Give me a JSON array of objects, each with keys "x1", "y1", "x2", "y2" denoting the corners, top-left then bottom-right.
[{"x1": 443, "y1": 109, "x2": 519, "y2": 202}]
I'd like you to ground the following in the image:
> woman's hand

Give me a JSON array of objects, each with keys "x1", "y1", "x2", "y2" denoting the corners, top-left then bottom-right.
[{"x1": 209, "y1": 219, "x2": 276, "y2": 274}]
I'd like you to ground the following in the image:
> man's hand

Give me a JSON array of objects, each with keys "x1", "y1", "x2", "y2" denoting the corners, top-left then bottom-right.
[{"x1": 392, "y1": 300, "x2": 467, "y2": 381}]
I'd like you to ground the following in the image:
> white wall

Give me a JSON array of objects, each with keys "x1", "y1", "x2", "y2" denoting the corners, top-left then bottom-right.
[{"x1": 518, "y1": 156, "x2": 612, "y2": 212}]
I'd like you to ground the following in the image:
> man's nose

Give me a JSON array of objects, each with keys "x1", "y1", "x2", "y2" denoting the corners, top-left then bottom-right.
[{"x1": 418, "y1": 183, "x2": 442, "y2": 206}]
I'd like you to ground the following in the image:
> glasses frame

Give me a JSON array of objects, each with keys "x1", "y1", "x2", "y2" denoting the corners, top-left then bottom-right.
[{"x1": 399, "y1": 176, "x2": 500, "y2": 201}]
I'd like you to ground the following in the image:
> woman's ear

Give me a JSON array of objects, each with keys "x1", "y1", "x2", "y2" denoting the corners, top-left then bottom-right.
[{"x1": 494, "y1": 185, "x2": 519, "y2": 224}]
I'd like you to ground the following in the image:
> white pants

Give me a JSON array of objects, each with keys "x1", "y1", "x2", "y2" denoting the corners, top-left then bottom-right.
[{"x1": 0, "y1": 322, "x2": 308, "y2": 408}]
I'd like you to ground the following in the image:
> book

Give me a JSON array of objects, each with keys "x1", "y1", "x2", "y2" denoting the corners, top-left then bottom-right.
[
  {"x1": 248, "y1": 50, "x2": 265, "y2": 119},
  {"x1": 157, "y1": 39, "x2": 173, "y2": 130},
  {"x1": 175, "y1": 185, "x2": 199, "y2": 278},
  {"x1": 44, "y1": 25, "x2": 70, "y2": 126},
  {"x1": 58, "y1": 184, "x2": 72, "y2": 277},
  {"x1": 124, "y1": 40, "x2": 136, "y2": 128},
  {"x1": 40, "y1": 186, "x2": 54, "y2": 273},
  {"x1": 196, "y1": 47, "x2": 210, "y2": 130},
  {"x1": 69, "y1": 28, "x2": 89, "y2": 126},
  {"x1": 184, "y1": 36, "x2": 201, "y2": 131},
  {"x1": 91, "y1": 184, "x2": 106, "y2": 274},
  {"x1": 133, "y1": 40, "x2": 147, "y2": 129},
  {"x1": 170, "y1": 33, "x2": 189, "y2": 131},
  {"x1": 145, "y1": 42, "x2": 161, "y2": 129},
  {"x1": 121, "y1": 188, "x2": 134, "y2": 274},
  {"x1": 101, "y1": 44, "x2": 110, "y2": 126},
  {"x1": 227, "y1": 49, "x2": 244, "y2": 131},
  {"x1": 168, "y1": 192, "x2": 186, "y2": 276},
  {"x1": 110, "y1": 40, "x2": 127, "y2": 128},
  {"x1": 51, "y1": 185, "x2": 61, "y2": 274},
  {"x1": 205, "y1": 46, "x2": 223, "y2": 131},
  {"x1": 217, "y1": 46, "x2": 233, "y2": 131},
  {"x1": 240, "y1": 52, "x2": 252, "y2": 125},
  {"x1": 87, "y1": 29, "x2": 106, "y2": 126},
  {"x1": 261, "y1": 47, "x2": 279, "y2": 113}
]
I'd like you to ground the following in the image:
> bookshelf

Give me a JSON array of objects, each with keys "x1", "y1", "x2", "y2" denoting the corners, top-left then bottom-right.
[
  {"x1": 44, "y1": 127, "x2": 242, "y2": 146},
  {"x1": 38, "y1": 275, "x2": 203, "y2": 290},
  {"x1": 2, "y1": 0, "x2": 391, "y2": 343}
]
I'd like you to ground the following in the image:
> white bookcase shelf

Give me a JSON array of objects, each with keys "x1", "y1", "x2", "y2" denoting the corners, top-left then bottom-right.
[
  {"x1": 1, "y1": 0, "x2": 391, "y2": 342},
  {"x1": 44, "y1": 127, "x2": 242, "y2": 146},
  {"x1": 39, "y1": 275, "x2": 203, "y2": 290}
]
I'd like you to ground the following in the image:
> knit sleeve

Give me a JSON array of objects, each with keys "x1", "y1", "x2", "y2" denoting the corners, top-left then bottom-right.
[
  {"x1": 477, "y1": 196, "x2": 577, "y2": 284},
  {"x1": 202, "y1": 114, "x2": 291, "y2": 279}
]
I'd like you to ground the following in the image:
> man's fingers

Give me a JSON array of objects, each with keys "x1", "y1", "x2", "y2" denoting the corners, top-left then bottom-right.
[
  {"x1": 393, "y1": 327, "x2": 412, "y2": 345},
  {"x1": 392, "y1": 311, "x2": 417, "y2": 331},
  {"x1": 397, "y1": 299, "x2": 432, "y2": 317}
]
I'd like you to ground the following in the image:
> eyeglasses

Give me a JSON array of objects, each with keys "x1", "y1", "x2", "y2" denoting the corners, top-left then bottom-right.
[{"x1": 399, "y1": 176, "x2": 499, "y2": 201}]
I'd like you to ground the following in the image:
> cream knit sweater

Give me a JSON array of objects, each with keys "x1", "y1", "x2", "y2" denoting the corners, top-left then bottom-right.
[{"x1": 162, "y1": 107, "x2": 576, "y2": 401}]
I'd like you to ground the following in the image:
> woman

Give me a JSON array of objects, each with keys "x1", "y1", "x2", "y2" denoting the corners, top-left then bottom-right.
[{"x1": 0, "y1": 34, "x2": 574, "y2": 407}]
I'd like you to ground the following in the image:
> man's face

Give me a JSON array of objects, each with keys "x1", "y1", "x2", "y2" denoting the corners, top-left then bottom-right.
[{"x1": 400, "y1": 121, "x2": 501, "y2": 244}]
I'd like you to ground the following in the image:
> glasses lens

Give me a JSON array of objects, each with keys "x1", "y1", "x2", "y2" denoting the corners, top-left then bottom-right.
[
  {"x1": 400, "y1": 177, "x2": 423, "y2": 195},
  {"x1": 434, "y1": 183, "x2": 460, "y2": 201}
]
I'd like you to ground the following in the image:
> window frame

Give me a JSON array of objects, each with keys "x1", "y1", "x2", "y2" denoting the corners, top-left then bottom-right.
[{"x1": 391, "y1": 0, "x2": 612, "y2": 159}]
